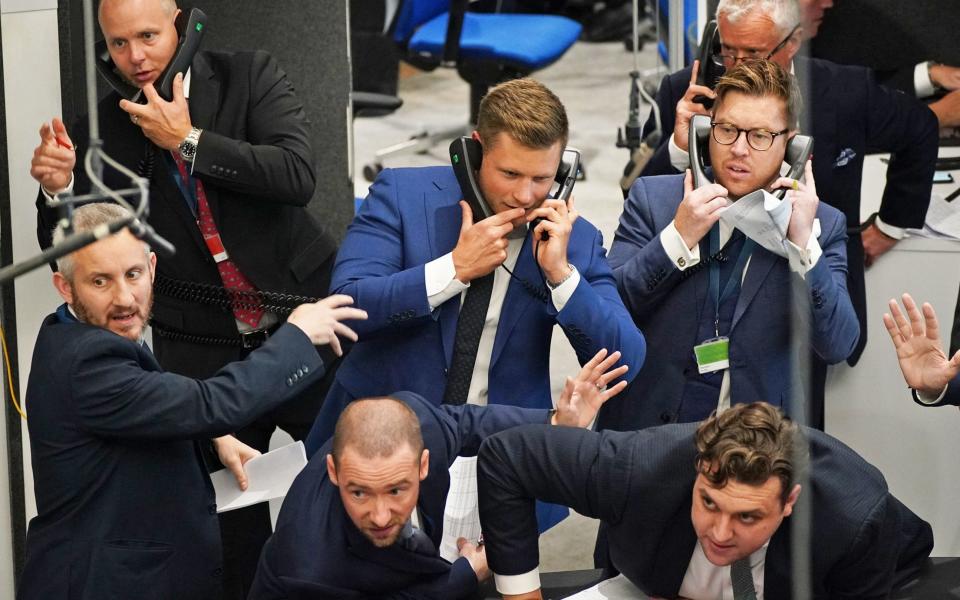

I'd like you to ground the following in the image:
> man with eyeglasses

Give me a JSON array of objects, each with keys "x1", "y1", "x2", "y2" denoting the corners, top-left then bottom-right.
[
  {"x1": 599, "y1": 59, "x2": 858, "y2": 436},
  {"x1": 633, "y1": 0, "x2": 937, "y2": 431}
]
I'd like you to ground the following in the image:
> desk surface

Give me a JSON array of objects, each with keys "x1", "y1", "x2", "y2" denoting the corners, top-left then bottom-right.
[{"x1": 477, "y1": 559, "x2": 960, "y2": 599}]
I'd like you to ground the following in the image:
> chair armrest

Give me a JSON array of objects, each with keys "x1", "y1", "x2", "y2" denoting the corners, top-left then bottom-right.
[{"x1": 351, "y1": 91, "x2": 403, "y2": 118}]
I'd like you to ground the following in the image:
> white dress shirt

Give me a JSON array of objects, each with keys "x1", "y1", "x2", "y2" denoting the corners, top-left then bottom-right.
[
  {"x1": 678, "y1": 541, "x2": 769, "y2": 600},
  {"x1": 423, "y1": 226, "x2": 579, "y2": 405}
]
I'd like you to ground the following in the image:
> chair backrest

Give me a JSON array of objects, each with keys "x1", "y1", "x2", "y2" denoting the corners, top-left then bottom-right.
[{"x1": 391, "y1": 0, "x2": 448, "y2": 43}]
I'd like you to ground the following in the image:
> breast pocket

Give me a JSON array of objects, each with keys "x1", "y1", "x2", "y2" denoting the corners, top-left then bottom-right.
[{"x1": 79, "y1": 539, "x2": 174, "y2": 600}]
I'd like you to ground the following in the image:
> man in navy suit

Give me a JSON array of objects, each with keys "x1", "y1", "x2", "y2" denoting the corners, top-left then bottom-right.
[
  {"x1": 250, "y1": 351, "x2": 628, "y2": 599},
  {"x1": 636, "y1": 0, "x2": 938, "y2": 386},
  {"x1": 601, "y1": 60, "x2": 858, "y2": 432},
  {"x1": 19, "y1": 203, "x2": 365, "y2": 600},
  {"x1": 305, "y1": 77, "x2": 644, "y2": 454},
  {"x1": 885, "y1": 293, "x2": 960, "y2": 407},
  {"x1": 477, "y1": 402, "x2": 933, "y2": 599}
]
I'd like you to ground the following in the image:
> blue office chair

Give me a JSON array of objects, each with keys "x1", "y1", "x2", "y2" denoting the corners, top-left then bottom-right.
[{"x1": 362, "y1": 0, "x2": 582, "y2": 181}]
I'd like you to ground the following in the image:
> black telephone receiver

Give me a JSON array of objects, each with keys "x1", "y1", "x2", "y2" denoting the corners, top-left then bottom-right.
[
  {"x1": 95, "y1": 8, "x2": 207, "y2": 103},
  {"x1": 449, "y1": 136, "x2": 580, "y2": 239},
  {"x1": 693, "y1": 20, "x2": 723, "y2": 109},
  {"x1": 688, "y1": 113, "x2": 813, "y2": 199}
]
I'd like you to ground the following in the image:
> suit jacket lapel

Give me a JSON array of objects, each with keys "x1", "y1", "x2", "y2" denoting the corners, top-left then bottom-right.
[
  {"x1": 731, "y1": 248, "x2": 776, "y2": 332},
  {"x1": 426, "y1": 181, "x2": 464, "y2": 368},
  {"x1": 764, "y1": 526, "x2": 792, "y2": 598},
  {"x1": 186, "y1": 53, "x2": 222, "y2": 223},
  {"x1": 344, "y1": 519, "x2": 450, "y2": 576},
  {"x1": 490, "y1": 235, "x2": 538, "y2": 367},
  {"x1": 650, "y1": 500, "x2": 699, "y2": 596}
]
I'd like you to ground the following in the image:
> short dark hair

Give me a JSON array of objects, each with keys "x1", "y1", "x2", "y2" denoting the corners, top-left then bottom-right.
[
  {"x1": 476, "y1": 77, "x2": 569, "y2": 150},
  {"x1": 695, "y1": 402, "x2": 808, "y2": 504},
  {"x1": 714, "y1": 59, "x2": 803, "y2": 129},
  {"x1": 330, "y1": 397, "x2": 424, "y2": 468}
]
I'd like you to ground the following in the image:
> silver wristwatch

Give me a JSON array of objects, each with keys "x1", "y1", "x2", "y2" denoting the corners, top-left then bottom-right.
[{"x1": 178, "y1": 127, "x2": 203, "y2": 163}]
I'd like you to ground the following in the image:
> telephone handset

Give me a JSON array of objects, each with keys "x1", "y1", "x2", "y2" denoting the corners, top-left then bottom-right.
[
  {"x1": 95, "y1": 8, "x2": 207, "y2": 103},
  {"x1": 688, "y1": 113, "x2": 814, "y2": 199},
  {"x1": 448, "y1": 136, "x2": 581, "y2": 238},
  {"x1": 693, "y1": 20, "x2": 723, "y2": 109}
]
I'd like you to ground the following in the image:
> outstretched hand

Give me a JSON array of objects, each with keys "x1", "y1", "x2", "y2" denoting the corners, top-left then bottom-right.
[
  {"x1": 287, "y1": 294, "x2": 367, "y2": 355},
  {"x1": 882, "y1": 293, "x2": 960, "y2": 397},
  {"x1": 552, "y1": 349, "x2": 629, "y2": 428}
]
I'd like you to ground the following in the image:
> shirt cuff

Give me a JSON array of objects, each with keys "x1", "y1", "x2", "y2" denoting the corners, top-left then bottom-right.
[
  {"x1": 668, "y1": 135, "x2": 691, "y2": 171},
  {"x1": 550, "y1": 266, "x2": 581, "y2": 312},
  {"x1": 914, "y1": 62, "x2": 936, "y2": 98},
  {"x1": 874, "y1": 216, "x2": 906, "y2": 240},
  {"x1": 495, "y1": 567, "x2": 541, "y2": 595},
  {"x1": 41, "y1": 172, "x2": 75, "y2": 199},
  {"x1": 915, "y1": 384, "x2": 949, "y2": 405},
  {"x1": 785, "y1": 220, "x2": 822, "y2": 276},
  {"x1": 425, "y1": 253, "x2": 468, "y2": 310},
  {"x1": 660, "y1": 220, "x2": 701, "y2": 271}
]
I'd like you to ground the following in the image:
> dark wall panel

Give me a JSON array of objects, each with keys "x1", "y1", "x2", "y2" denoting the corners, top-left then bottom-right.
[{"x1": 812, "y1": 0, "x2": 960, "y2": 70}]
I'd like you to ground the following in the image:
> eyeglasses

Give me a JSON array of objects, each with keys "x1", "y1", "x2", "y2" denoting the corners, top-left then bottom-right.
[
  {"x1": 711, "y1": 24, "x2": 801, "y2": 67},
  {"x1": 711, "y1": 122, "x2": 789, "y2": 151}
]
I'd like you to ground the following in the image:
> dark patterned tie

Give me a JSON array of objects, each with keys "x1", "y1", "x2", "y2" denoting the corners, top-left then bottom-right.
[
  {"x1": 731, "y1": 557, "x2": 757, "y2": 600},
  {"x1": 442, "y1": 272, "x2": 495, "y2": 405},
  {"x1": 172, "y1": 152, "x2": 264, "y2": 327}
]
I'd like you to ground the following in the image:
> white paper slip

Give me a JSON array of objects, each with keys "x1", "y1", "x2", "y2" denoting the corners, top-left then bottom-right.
[
  {"x1": 562, "y1": 574, "x2": 651, "y2": 599},
  {"x1": 212, "y1": 441, "x2": 308, "y2": 513},
  {"x1": 439, "y1": 456, "x2": 482, "y2": 563}
]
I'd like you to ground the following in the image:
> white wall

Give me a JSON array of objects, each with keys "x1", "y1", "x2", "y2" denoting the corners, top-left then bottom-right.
[{"x1": 1, "y1": 0, "x2": 63, "y2": 594}]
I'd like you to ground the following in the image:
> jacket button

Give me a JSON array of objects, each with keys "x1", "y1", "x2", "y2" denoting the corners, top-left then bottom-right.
[
  {"x1": 302, "y1": 365, "x2": 309, "y2": 374},
  {"x1": 209, "y1": 503, "x2": 217, "y2": 515},
  {"x1": 286, "y1": 377, "x2": 293, "y2": 386},
  {"x1": 659, "y1": 411, "x2": 673, "y2": 423},
  {"x1": 213, "y1": 567, "x2": 223, "y2": 577}
]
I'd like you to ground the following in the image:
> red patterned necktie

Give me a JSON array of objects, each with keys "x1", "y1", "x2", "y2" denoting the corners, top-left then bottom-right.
[{"x1": 172, "y1": 152, "x2": 264, "y2": 327}]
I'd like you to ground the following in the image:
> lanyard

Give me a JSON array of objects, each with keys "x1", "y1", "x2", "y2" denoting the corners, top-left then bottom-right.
[{"x1": 708, "y1": 224, "x2": 755, "y2": 337}]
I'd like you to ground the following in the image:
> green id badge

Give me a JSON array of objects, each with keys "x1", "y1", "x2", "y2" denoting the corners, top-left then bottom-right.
[{"x1": 694, "y1": 337, "x2": 730, "y2": 374}]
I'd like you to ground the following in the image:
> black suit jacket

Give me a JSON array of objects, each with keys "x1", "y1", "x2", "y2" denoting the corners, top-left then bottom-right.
[
  {"x1": 478, "y1": 424, "x2": 933, "y2": 599},
  {"x1": 637, "y1": 56, "x2": 939, "y2": 364},
  {"x1": 250, "y1": 392, "x2": 550, "y2": 599},
  {"x1": 18, "y1": 307, "x2": 325, "y2": 599},
  {"x1": 36, "y1": 50, "x2": 338, "y2": 390}
]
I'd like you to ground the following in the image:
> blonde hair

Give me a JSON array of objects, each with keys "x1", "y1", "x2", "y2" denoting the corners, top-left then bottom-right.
[
  {"x1": 714, "y1": 59, "x2": 803, "y2": 129},
  {"x1": 476, "y1": 78, "x2": 569, "y2": 150}
]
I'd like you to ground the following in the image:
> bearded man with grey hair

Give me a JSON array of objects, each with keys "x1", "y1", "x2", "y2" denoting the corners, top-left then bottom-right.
[{"x1": 19, "y1": 203, "x2": 365, "y2": 599}]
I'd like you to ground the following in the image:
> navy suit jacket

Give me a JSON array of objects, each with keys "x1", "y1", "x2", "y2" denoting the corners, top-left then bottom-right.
[
  {"x1": 477, "y1": 423, "x2": 934, "y2": 599},
  {"x1": 250, "y1": 391, "x2": 550, "y2": 599},
  {"x1": 304, "y1": 166, "x2": 645, "y2": 454},
  {"x1": 19, "y1": 307, "x2": 324, "y2": 600},
  {"x1": 913, "y1": 375, "x2": 960, "y2": 407},
  {"x1": 637, "y1": 56, "x2": 939, "y2": 364},
  {"x1": 599, "y1": 174, "x2": 858, "y2": 431}
]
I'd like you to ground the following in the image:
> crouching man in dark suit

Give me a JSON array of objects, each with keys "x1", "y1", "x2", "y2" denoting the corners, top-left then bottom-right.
[
  {"x1": 478, "y1": 402, "x2": 933, "y2": 599},
  {"x1": 19, "y1": 203, "x2": 366, "y2": 600},
  {"x1": 249, "y1": 350, "x2": 628, "y2": 599}
]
